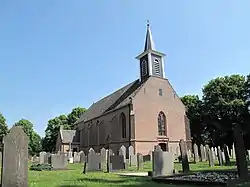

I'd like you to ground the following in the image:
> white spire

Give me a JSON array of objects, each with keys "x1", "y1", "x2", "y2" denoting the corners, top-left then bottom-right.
[{"x1": 144, "y1": 20, "x2": 155, "y2": 51}]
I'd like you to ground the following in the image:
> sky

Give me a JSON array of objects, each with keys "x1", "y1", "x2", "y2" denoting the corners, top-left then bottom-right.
[{"x1": 1, "y1": 1, "x2": 250, "y2": 137}]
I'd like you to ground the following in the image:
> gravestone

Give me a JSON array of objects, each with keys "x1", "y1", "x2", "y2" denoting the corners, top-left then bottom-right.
[
  {"x1": 207, "y1": 147, "x2": 215, "y2": 167},
  {"x1": 87, "y1": 148, "x2": 101, "y2": 171},
  {"x1": 100, "y1": 148, "x2": 107, "y2": 170},
  {"x1": 233, "y1": 124, "x2": 248, "y2": 180},
  {"x1": 193, "y1": 143, "x2": 199, "y2": 163},
  {"x1": 223, "y1": 145, "x2": 231, "y2": 165},
  {"x1": 218, "y1": 146, "x2": 223, "y2": 166},
  {"x1": 39, "y1": 151, "x2": 47, "y2": 164},
  {"x1": 73, "y1": 152, "x2": 81, "y2": 163},
  {"x1": 79, "y1": 151, "x2": 86, "y2": 163},
  {"x1": 232, "y1": 143, "x2": 236, "y2": 159},
  {"x1": 152, "y1": 146, "x2": 174, "y2": 177},
  {"x1": 179, "y1": 139, "x2": 190, "y2": 173},
  {"x1": 137, "y1": 153, "x2": 143, "y2": 170},
  {"x1": 211, "y1": 147, "x2": 216, "y2": 161},
  {"x1": 51, "y1": 153, "x2": 67, "y2": 169},
  {"x1": 119, "y1": 145, "x2": 126, "y2": 163},
  {"x1": 128, "y1": 146, "x2": 136, "y2": 165},
  {"x1": 200, "y1": 144, "x2": 206, "y2": 162},
  {"x1": 1, "y1": 126, "x2": 28, "y2": 187},
  {"x1": 109, "y1": 155, "x2": 125, "y2": 171}
]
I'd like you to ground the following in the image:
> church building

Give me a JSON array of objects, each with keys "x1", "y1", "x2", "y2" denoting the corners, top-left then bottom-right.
[{"x1": 72, "y1": 22, "x2": 191, "y2": 155}]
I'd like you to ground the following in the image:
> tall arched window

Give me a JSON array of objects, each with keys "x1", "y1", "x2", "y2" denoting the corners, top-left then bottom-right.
[
  {"x1": 158, "y1": 111, "x2": 166, "y2": 136},
  {"x1": 120, "y1": 113, "x2": 126, "y2": 138}
]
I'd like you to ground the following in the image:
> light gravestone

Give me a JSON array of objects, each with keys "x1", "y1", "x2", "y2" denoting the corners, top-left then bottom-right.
[
  {"x1": 193, "y1": 143, "x2": 199, "y2": 163},
  {"x1": 39, "y1": 151, "x2": 47, "y2": 164},
  {"x1": 79, "y1": 151, "x2": 86, "y2": 163},
  {"x1": 207, "y1": 147, "x2": 215, "y2": 167},
  {"x1": 179, "y1": 139, "x2": 190, "y2": 173},
  {"x1": 119, "y1": 145, "x2": 126, "y2": 163},
  {"x1": 100, "y1": 148, "x2": 107, "y2": 170},
  {"x1": 51, "y1": 153, "x2": 67, "y2": 169},
  {"x1": 137, "y1": 153, "x2": 143, "y2": 170},
  {"x1": 1, "y1": 126, "x2": 28, "y2": 187},
  {"x1": 200, "y1": 144, "x2": 206, "y2": 162},
  {"x1": 152, "y1": 146, "x2": 174, "y2": 177},
  {"x1": 87, "y1": 148, "x2": 101, "y2": 171},
  {"x1": 211, "y1": 147, "x2": 216, "y2": 161}
]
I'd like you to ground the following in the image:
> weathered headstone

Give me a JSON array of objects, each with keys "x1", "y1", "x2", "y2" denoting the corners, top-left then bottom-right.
[
  {"x1": 51, "y1": 153, "x2": 68, "y2": 169},
  {"x1": 223, "y1": 145, "x2": 231, "y2": 165},
  {"x1": 233, "y1": 124, "x2": 248, "y2": 180},
  {"x1": 218, "y1": 146, "x2": 223, "y2": 166},
  {"x1": 152, "y1": 147, "x2": 174, "y2": 177},
  {"x1": 200, "y1": 144, "x2": 206, "y2": 162},
  {"x1": 232, "y1": 143, "x2": 236, "y2": 159},
  {"x1": 87, "y1": 148, "x2": 101, "y2": 171},
  {"x1": 179, "y1": 139, "x2": 190, "y2": 173},
  {"x1": 73, "y1": 152, "x2": 81, "y2": 163},
  {"x1": 207, "y1": 147, "x2": 215, "y2": 167},
  {"x1": 211, "y1": 147, "x2": 216, "y2": 161},
  {"x1": 119, "y1": 145, "x2": 126, "y2": 163},
  {"x1": 193, "y1": 143, "x2": 199, "y2": 163},
  {"x1": 137, "y1": 153, "x2": 143, "y2": 170},
  {"x1": 79, "y1": 151, "x2": 86, "y2": 163},
  {"x1": 39, "y1": 151, "x2": 47, "y2": 164},
  {"x1": 109, "y1": 155, "x2": 125, "y2": 171},
  {"x1": 100, "y1": 147, "x2": 107, "y2": 170},
  {"x1": 1, "y1": 126, "x2": 28, "y2": 187}
]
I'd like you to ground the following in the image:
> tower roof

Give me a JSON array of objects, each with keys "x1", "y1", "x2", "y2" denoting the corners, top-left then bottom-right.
[{"x1": 144, "y1": 20, "x2": 155, "y2": 51}]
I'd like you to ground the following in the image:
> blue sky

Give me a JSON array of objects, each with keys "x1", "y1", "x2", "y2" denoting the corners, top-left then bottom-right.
[{"x1": 1, "y1": 1, "x2": 250, "y2": 137}]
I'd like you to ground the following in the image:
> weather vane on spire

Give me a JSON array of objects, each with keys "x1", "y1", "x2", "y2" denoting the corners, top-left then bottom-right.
[{"x1": 147, "y1": 20, "x2": 150, "y2": 27}]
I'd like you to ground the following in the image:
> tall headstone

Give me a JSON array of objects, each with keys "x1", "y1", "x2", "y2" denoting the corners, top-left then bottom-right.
[
  {"x1": 1, "y1": 126, "x2": 28, "y2": 187},
  {"x1": 217, "y1": 146, "x2": 223, "y2": 166},
  {"x1": 87, "y1": 148, "x2": 101, "y2": 171},
  {"x1": 39, "y1": 151, "x2": 47, "y2": 164},
  {"x1": 232, "y1": 143, "x2": 236, "y2": 159},
  {"x1": 211, "y1": 147, "x2": 216, "y2": 161},
  {"x1": 223, "y1": 145, "x2": 231, "y2": 166},
  {"x1": 179, "y1": 139, "x2": 190, "y2": 173},
  {"x1": 79, "y1": 151, "x2": 86, "y2": 163},
  {"x1": 207, "y1": 147, "x2": 214, "y2": 167},
  {"x1": 137, "y1": 153, "x2": 143, "y2": 170},
  {"x1": 119, "y1": 145, "x2": 126, "y2": 163},
  {"x1": 233, "y1": 124, "x2": 248, "y2": 180},
  {"x1": 200, "y1": 144, "x2": 206, "y2": 162},
  {"x1": 193, "y1": 143, "x2": 199, "y2": 163}
]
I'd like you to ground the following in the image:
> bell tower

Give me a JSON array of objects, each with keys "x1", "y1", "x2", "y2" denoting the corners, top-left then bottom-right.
[{"x1": 136, "y1": 21, "x2": 166, "y2": 83}]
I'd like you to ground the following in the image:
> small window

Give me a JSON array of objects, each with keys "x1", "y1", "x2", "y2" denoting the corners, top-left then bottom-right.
[
  {"x1": 141, "y1": 60, "x2": 148, "y2": 76},
  {"x1": 154, "y1": 59, "x2": 160, "y2": 75},
  {"x1": 159, "y1": 88, "x2": 163, "y2": 96}
]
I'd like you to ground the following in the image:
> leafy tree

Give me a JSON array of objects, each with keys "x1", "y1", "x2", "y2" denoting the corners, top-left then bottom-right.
[
  {"x1": 42, "y1": 115, "x2": 70, "y2": 152},
  {"x1": 67, "y1": 107, "x2": 86, "y2": 129},
  {"x1": 0, "y1": 113, "x2": 8, "y2": 151},
  {"x1": 181, "y1": 95, "x2": 205, "y2": 144},
  {"x1": 202, "y1": 75, "x2": 246, "y2": 146},
  {"x1": 14, "y1": 119, "x2": 41, "y2": 155}
]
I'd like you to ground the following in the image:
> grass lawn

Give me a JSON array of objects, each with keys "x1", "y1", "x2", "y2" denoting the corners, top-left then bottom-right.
[{"x1": 26, "y1": 161, "x2": 238, "y2": 187}]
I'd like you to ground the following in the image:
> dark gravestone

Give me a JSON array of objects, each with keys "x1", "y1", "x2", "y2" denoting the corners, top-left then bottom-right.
[
  {"x1": 193, "y1": 143, "x2": 199, "y2": 163},
  {"x1": 217, "y1": 146, "x2": 223, "y2": 166},
  {"x1": 233, "y1": 124, "x2": 248, "y2": 180},
  {"x1": 179, "y1": 139, "x2": 190, "y2": 173},
  {"x1": 110, "y1": 155, "x2": 125, "y2": 171},
  {"x1": 223, "y1": 144, "x2": 231, "y2": 166},
  {"x1": 1, "y1": 126, "x2": 28, "y2": 187}
]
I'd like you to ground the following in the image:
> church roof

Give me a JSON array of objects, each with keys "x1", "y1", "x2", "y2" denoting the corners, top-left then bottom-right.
[
  {"x1": 60, "y1": 130, "x2": 76, "y2": 143},
  {"x1": 76, "y1": 79, "x2": 141, "y2": 124}
]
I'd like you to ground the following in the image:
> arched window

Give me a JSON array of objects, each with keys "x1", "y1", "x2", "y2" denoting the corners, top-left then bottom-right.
[
  {"x1": 120, "y1": 113, "x2": 126, "y2": 138},
  {"x1": 158, "y1": 111, "x2": 166, "y2": 136}
]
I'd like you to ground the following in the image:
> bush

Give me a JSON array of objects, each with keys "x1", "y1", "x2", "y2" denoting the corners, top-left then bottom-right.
[{"x1": 30, "y1": 163, "x2": 53, "y2": 171}]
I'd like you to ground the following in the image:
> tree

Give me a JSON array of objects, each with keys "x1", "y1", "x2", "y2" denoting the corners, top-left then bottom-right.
[
  {"x1": 181, "y1": 95, "x2": 205, "y2": 144},
  {"x1": 67, "y1": 107, "x2": 86, "y2": 129},
  {"x1": 0, "y1": 112, "x2": 8, "y2": 151},
  {"x1": 42, "y1": 115, "x2": 70, "y2": 152},
  {"x1": 202, "y1": 75, "x2": 246, "y2": 146},
  {"x1": 14, "y1": 119, "x2": 41, "y2": 155}
]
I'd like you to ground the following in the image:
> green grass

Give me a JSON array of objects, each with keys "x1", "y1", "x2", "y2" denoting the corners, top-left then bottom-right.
[
  {"x1": 27, "y1": 161, "x2": 238, "y2": 187},
  {"x1": 0, "y1": 160, "x2": 240, "y2": 187}
]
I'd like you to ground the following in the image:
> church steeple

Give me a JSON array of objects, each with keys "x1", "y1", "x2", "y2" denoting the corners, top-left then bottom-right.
[
  {"x1": 144, "y1": 21, "x2": 155, "y2": 51},
  {"x1": 136, "y1": 21, "x2": 166, "y2": 82}
]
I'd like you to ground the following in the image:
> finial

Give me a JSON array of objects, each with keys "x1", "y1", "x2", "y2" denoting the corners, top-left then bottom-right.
[{"x1": 147, "y1": 20, "x2": 150, "y2": 27}]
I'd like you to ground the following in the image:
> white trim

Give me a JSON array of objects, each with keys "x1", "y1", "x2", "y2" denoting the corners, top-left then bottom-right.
[
  {"x1": 161, "y1": 57, "x2": 165, "y2": 78},
  {"x1": 148, "y1": 53, "x2": 153, "y2": 75}
]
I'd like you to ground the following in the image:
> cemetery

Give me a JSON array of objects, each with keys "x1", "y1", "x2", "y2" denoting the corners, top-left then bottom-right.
[{"x1": 1, "y1": 126, "x2": 250, "y2": 187}]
